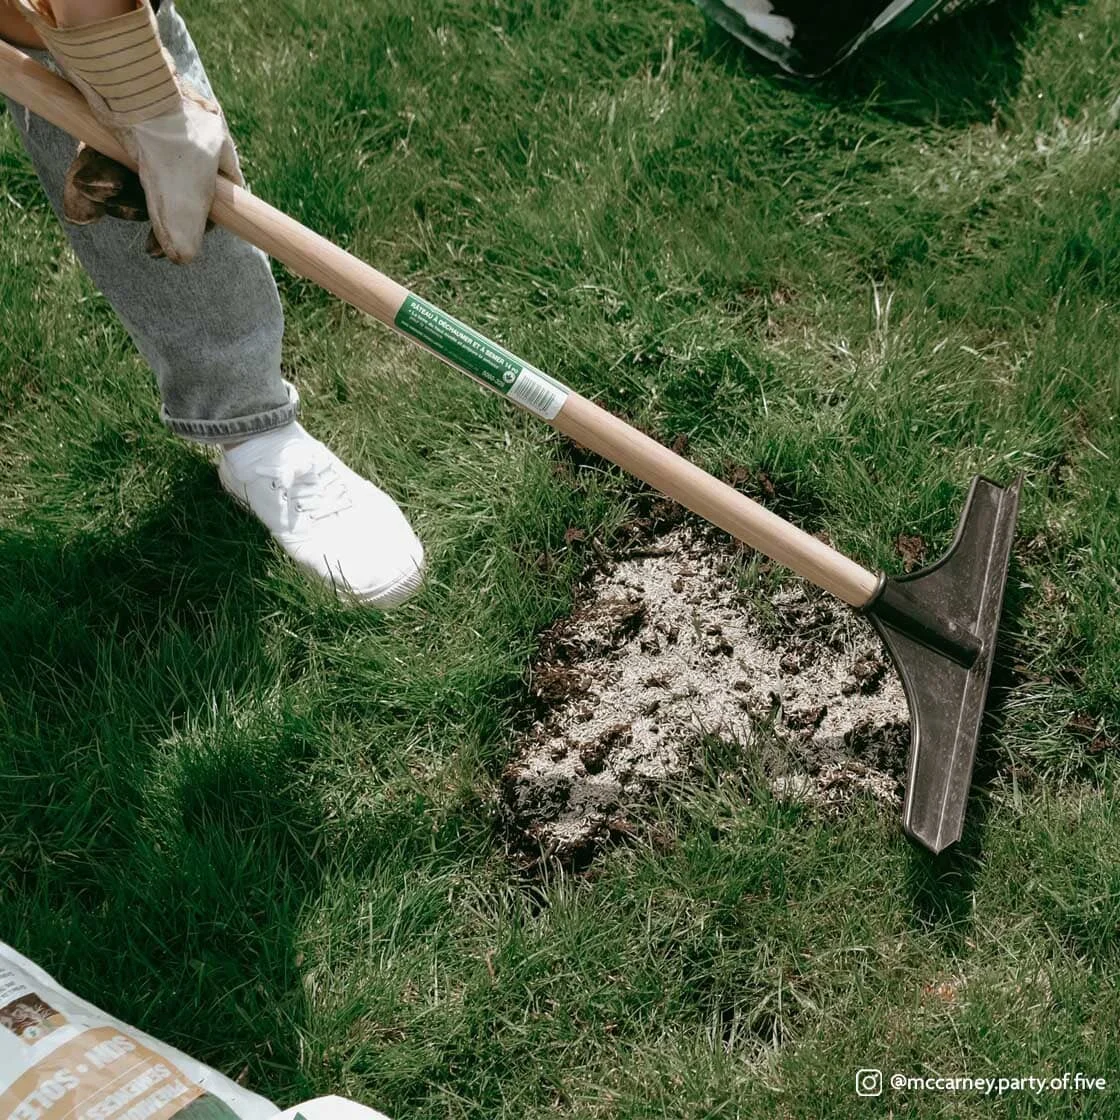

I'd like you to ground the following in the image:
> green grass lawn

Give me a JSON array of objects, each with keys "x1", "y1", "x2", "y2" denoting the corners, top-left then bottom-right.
[{"x1": 2, "y1": 0, "x2": 1118, "y2": 1116}]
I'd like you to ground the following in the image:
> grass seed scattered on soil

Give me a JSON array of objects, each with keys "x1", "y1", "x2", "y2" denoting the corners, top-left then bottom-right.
[{"x1": 501, "y1": 521, "x2": 910, "y2": 866}]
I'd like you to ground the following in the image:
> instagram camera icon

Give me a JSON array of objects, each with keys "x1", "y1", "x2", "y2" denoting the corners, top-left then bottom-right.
[{"x1": 856, "y1": 1069, "x2": 883, "y2": 1097}]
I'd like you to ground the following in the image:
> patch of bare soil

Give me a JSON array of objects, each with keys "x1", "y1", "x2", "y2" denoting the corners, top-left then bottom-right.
[{"x1": 500, "y1": 521, "x2": 910, "y2": 866}]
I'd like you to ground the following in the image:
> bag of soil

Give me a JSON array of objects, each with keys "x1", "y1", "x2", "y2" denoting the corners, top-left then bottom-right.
[
  {"x1": 693, "y1": 0, "x2": 997, "y2": 75},
  {"x1": 0, "y1": 940, "x2": 390, "y2": 1120}
]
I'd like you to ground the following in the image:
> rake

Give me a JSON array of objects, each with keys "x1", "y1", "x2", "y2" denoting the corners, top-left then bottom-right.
[{"x1": 0, "y1": 43, "x2": 1022, "y2": 853}]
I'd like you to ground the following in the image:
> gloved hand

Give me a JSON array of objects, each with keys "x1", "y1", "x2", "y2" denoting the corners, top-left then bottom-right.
[{"x1": 17, "y1": 0, "x2": 242, "y2": 262}]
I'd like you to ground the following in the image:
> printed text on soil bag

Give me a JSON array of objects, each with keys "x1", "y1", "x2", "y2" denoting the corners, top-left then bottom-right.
[{"x1": 1, "y1": 1025, "x2": 203, "y2": 1120}]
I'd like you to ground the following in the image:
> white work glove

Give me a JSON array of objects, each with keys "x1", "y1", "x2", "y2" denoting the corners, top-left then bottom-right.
[{"x1": 18, "y1": 0, "x2": 242, "y2": 262}]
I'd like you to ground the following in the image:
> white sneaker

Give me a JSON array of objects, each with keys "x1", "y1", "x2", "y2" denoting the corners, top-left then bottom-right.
[{"x1": 217, "y1": 422, "x2": 425, "y2": 607}]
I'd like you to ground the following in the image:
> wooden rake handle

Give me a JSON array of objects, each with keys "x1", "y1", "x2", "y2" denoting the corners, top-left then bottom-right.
[{"x1": 0, "y1": 41, "x2": 881, "y2": 607}]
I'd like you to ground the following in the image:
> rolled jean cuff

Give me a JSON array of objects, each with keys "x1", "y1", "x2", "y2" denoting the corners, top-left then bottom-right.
[{"x1": 162, "y1": 379, "x2": 300, "y2": 444}]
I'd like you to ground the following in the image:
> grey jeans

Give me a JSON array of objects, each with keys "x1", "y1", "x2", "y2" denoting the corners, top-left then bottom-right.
[{"x1": 4, "y1": 2, "x2": 298, "y2": 444}]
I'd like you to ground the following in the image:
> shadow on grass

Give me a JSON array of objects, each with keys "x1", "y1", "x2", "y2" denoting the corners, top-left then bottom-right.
[
  {"x1": 701, "y1": 0, "x2": 1082, "y2": 125},
  {"x1": 0, "y1": 469, "x2": 324, "y2": 1100}
]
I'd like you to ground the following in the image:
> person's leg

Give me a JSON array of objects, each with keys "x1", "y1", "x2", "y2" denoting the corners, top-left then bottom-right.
[
  {"x1": 4, "y1": 3, "x2": 297, "y2": 444},
  {"x1": 3, "y1": 2, "x2": 425, "y2": 605}
]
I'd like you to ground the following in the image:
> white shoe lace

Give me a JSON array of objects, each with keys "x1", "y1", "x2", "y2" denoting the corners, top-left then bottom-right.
[{"x1": 259, "y1": 451, "x2": 354, "y2": 531}]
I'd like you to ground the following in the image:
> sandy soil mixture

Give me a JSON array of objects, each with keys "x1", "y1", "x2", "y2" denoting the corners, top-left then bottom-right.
[{"x1": 501, "y1": 516, "x2": 910, "y2": 866}]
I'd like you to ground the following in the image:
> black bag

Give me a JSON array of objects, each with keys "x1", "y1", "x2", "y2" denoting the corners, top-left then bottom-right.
[{"x1": 693, "y1": 1, "x2": 995, "y2": 75}]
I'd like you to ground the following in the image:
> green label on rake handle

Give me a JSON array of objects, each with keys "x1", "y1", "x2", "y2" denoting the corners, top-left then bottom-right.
[{"x1": 394, "y1": 295, "x2": 569, "y2": 420}]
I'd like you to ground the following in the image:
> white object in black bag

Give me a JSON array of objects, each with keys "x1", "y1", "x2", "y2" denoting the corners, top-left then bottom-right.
[{"x1": 693, "y1": 0, "x2": 998, "y2": 75}]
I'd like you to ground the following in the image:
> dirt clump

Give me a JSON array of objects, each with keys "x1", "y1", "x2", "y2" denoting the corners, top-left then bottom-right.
[{"x1": 501, "y1": 522, "x2": 910, "y2": 867}]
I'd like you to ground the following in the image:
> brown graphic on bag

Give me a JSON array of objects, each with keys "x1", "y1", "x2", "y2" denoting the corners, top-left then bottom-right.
[
  {"x1": 0, "y1": 994, "x2": 67, "y2": 1044},
  {"x1": 0, "y1": 1024, "x2": 204, "y2": 1119}
]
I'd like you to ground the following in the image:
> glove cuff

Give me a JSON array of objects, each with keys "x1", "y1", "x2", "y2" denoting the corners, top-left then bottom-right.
[{"x1": 17, "y1": 2, "x2": 180, "y2": 126}]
